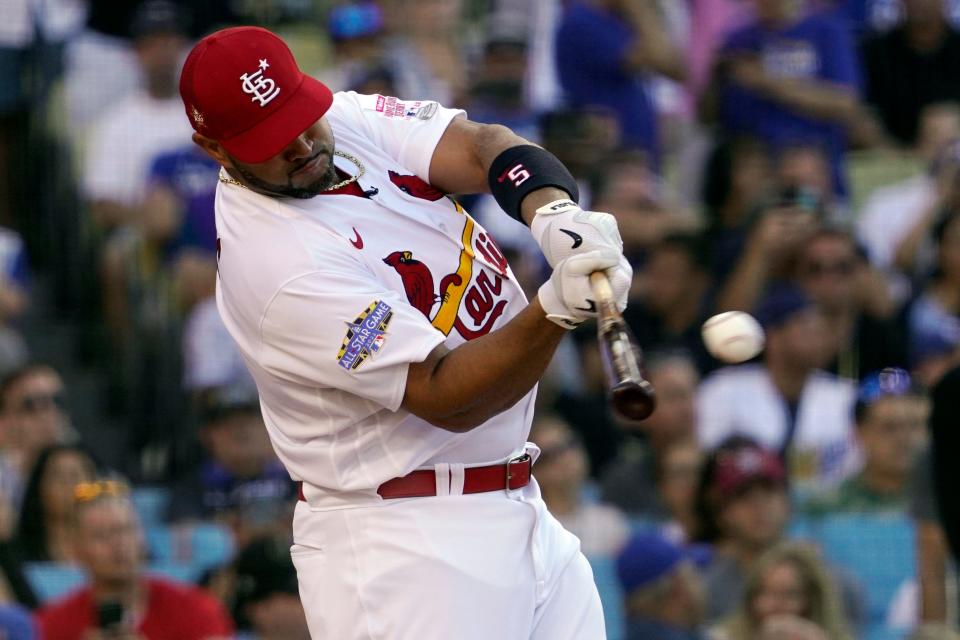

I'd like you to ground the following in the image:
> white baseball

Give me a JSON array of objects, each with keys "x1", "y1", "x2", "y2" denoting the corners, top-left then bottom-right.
[{"x1": 701, "y1": 311, "x2": 765, "y2": 363}]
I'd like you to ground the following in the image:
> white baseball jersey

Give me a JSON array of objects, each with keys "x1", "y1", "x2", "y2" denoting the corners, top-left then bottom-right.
[{"x1": 214, "y1": 92, "x2": 535, "y2": 505}]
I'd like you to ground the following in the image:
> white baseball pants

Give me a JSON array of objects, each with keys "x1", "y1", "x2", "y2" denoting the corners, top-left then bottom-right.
[{"x1": 290, "y1": 478, "x2": 606, "y2": 639}]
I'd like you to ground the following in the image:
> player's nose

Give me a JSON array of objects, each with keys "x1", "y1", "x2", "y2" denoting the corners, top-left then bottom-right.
[{"x1": 283, "y1": 132, "x2": 314, "y2": 162}]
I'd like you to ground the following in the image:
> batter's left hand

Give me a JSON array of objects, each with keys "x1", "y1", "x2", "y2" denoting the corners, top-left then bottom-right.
[{"x1": 530, "y1": 199, "x2": 624, "y2": 267}]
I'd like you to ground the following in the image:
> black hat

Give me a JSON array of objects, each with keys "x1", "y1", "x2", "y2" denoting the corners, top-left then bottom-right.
[
  {"x1": 233, "y1": 537, "x2": 299, "y2": 607},
  {"x1": 130, "y1": 0, "x2": 188, "y2": 39},
  {"x1": 199, "y1": 384, "x2": 260, "y2": 425}
]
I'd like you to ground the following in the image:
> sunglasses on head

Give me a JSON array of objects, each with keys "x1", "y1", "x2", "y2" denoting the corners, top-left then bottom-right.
[
  {"x1": 857, "y1": 368, "x2": 914, "y2": 405},
  {"x1": 15, "y1": 392, "x2": 66, "y2": 414},
  {"x1": 73, "y1": 479, "x2": 129, "y2": 503}
]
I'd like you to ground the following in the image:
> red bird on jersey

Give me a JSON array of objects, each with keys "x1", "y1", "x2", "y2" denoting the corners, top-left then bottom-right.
[{"x1": 383, "y1": 251, "x2": 436, "y2": 317}]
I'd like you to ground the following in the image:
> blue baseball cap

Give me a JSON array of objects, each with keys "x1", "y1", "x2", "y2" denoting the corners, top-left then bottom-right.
[
  {"x1": 616, "y1": 532, "x2": 683, "y2": 594},
  {"x1": 754, "y1": 283, "x2": 814, "y2": 330}
]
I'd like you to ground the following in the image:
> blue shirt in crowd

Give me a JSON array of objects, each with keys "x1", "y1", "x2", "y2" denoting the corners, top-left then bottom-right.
[
  {"x1": 718, "y1": 11, "x2": 861, "y2": 196},
  {"x1": 555, "y1": 1, "x2": 658, "y2": 164},
  {"x1": 148, "y1": 147, "x2": 220, "y2": 258}
]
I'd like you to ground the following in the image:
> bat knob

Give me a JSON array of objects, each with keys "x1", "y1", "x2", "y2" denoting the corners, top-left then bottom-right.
[{"x1": 610, "y1": 380, "x2": 656, "y2": 421}]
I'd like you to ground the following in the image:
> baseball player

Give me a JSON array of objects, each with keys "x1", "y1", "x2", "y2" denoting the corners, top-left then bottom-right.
[{"x1": 179, "y1": 26, "x2": 632, "y2": 639}]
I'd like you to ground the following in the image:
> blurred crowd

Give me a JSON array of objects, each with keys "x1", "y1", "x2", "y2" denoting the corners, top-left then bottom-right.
[{"x1": 0, "y1": 0, "x2": 959, "y2": 638}]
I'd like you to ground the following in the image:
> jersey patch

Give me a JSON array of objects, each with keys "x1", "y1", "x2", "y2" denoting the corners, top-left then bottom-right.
[
  {"x1": 373, "y1": 95, "x2": 433, "y2": 120},
  {"x1": 337, "y1": 300, "x2": 393, "y2": 371}
]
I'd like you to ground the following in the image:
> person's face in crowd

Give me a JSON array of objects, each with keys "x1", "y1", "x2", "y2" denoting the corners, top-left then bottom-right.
[
  {"x1": 718, "y1": 483, "x2": 789, "y2": 549},
  {"x1": 75, "y1": 500, "x2": 144, "y2": 587},
  {"x1": 531, "y1": 418, "x2": 587, "y2": 494},
  {"x1": 768, "y1": 307, "x2": 831, "y2": 371},
  {"x1": 42, "y1": 450, "x2": 96, "y2": 520},
  {"x1": 135, "y1": 32, "x2": 188, "y2": 90},
  {"x1": 204, "y1": 411, "x2": 275, "y2": 478},
  {"x1": 472, "y1": 41, "x2": 527, "y2": 107},
  {"x1": 858, "y1": 395, "x2": 927, "y2": 480},
  {"x1": 751, "y1": 0, "x2": 797, "y2": 25},
  {"x1": 795, "y1": 235, "x2": 857, "y2": 314},
  {"x1": 247, "y1": 592, "x2": 311, "y2": 640},
  {"x1": 777, "y1": 148, "x2": 831, "y2": 205},
  {"x1": 730, "y1": 147, "x2": 772, "y2": 221},
  {"x1": 658, "y1": 442, "x2": 702, "y2": 526},
  {"x1": 917, "y1": 106, "x2": 960, "y2": 162},
  {"x1": 904, "y1": 0, "x2": 948, "y2": 25},
  {"x1": 750, "y1": 560, "x2": 809, "y2": 625},
  {"x1": 1, "y1": 368, "x2": 69, "y2": 458},
  {"x1": 938, "y1": 215, "x2": 960, "y2": 284},
  {"x1": 639, "y1": 360, "x2": 698, "y2": 443},
  {"x1": 644, "y1": 248, "x2": 701, "y2": 316},
  {"x1": 197, "y1": 118, "x2": 339, "y2": 200},
  {"x1": 669, "y1": 562, "x2": 707, "y2": 628}
]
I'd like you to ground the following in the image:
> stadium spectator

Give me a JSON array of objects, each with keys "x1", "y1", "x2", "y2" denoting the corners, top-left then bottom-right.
[
  {"x1": 857, "y1": 103, "x2": 960, "y2": 286},
  {"x1": 910, "y1": 447, "x2": 951, "y2": 624},
  {"x1": 793, "y1": 228, "x2": 906, "y2": 379},
  {"x1": 601, "y1": 352, "x2": 701, "y2": 522},
  {"x1": 862, "y1": 0, "x2": 960, "y2": 145},
  {"x1": 183, "y1": 297, "x2": 257, "y2": 399},
  {"x1": 616, "y1": 531, "x2": 709, "y2": 640},
  {"x1": 0, "y1": 364, "x2": 76, "y2": 524},
  {"x1": 463, "y1": 28, "x2": 539, "y2": 141},
  {"x1": 167, "y1": 388, "x2": 295, "y2": 549},
  {"x1": 905, "y1": 210, "x2": 960, "y2": 381},
  {"x1": 775, "y1": 144, "x2": 845, "y2": 222},
  {"x1": 15, "y1": 444, "x2": 98, "y2": 562},
  {"x1": 697, "y1": 286, "x2": 857, "y2": 494},
  {"x1": 712, "y1": 542, "x2": 853, "y2": 640},
  {"x1": 701, "y1": 136, "x2": 774, "y2": 287},
  {"x1": 656, "y1": 440, "x2": 704, "y2": 542},
  {"x1": 315, "y1": 1, "x2": 387, "y2": 92},
  {"x1": 592, "y1": 155, "x2": 696, "y2": 263},
  {"x1": 36, "y1": 479, "x2": 233, "y2": 639},
  {"x1": 623, "y1": 234, "x2": 714, "y2": 371},
  {"x1": 704, "y1": 0, "x2": 861, "y2": 196},
  {"x1": 691, "y1": 439, "x2": 863, "y2": 625},
  {"x1": 529, "y1": 414, "x2": 630, "y2": 556},
  {"x1": 81, "y1": 0, "x2": 192, "y2": 231},
  {"x1": 555, "y1": 0, "x2": 686, "y2": 164},
  {"x1": 804, "y1": 368, "x2": 927, "y2": 514},
  {"x1": 232, "y1": 537, "x2": 310, "y2": 640}
]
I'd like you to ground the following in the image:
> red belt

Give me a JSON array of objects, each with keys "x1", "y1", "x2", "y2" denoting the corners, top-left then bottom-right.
[{"x1": 297, "y1": 454, "x2": 532, "y2": 501}]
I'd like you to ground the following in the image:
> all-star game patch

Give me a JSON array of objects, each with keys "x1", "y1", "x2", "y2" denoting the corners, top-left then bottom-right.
[{"x1": 337, "y1": 300, "x2": 393, "y2": 371}]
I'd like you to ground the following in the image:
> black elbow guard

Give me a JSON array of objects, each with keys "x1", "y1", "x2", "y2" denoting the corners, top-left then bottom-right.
[{"x1": 487, "y1": 145, "x2": 579, "y2": 225}]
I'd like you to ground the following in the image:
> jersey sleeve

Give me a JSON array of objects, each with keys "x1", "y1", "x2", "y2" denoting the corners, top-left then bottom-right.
[
  {"x1": 259, "y1": 268, "x2": 447, "y2": 411},
  {"x1": 332, "y1": 91, "x2": 465, "y2": 181}
]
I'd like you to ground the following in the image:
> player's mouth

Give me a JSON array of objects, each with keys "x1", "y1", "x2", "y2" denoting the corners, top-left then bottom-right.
[{"x1": 290, "y1": 152, "x2": 329, "y2": 179}]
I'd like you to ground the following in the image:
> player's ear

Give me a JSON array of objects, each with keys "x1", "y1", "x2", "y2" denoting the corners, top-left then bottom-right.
[{"x1": 192, "y1": 132, "x2": 233, "y2": 168}]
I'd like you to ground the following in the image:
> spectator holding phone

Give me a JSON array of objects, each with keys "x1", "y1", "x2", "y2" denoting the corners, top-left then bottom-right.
[{"x1": 36, "y1": 479, "x2": 233, "y2": 640}]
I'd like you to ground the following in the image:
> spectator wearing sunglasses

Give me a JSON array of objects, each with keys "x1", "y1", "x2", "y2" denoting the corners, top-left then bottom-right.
[
  {"x1": 793, "y1": 228, "x2": 908, "y2": 381},
  {"x1": 37, "y1": 479, "x2": 234, "y2": 640},
  {"x1": 803, "y1": 368, "x2": 928, "y2": 515},
  {"x1": 0, "y1": 364, "x2": 76, "y2": 538}
]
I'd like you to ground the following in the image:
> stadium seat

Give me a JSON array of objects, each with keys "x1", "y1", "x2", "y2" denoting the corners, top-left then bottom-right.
[
  {"x1": 130, "y1": 486, "x2": 172, "y2": 525},
  {"x1": 587, "y1": 555, "x2": 624, "y2": 640},
  {"x1": 803, "y1": 513, "x2": 916, "y2": 639},
  {"x1": 145, "y1": 522, "x2": 234, "y2": 571},
  {"x1": 23, "y1": 563, "x2": 87, "y2": 604}
]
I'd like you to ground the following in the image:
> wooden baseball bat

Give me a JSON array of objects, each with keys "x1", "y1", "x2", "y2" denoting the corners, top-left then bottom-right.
[{"x1": 589, "y1": 271, "x2": 656, "y2": 421}]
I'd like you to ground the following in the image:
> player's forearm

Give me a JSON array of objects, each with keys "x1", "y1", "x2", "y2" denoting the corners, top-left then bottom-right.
[{"x1": 402, "y1": 299, "x2": 566, "y2": 432}]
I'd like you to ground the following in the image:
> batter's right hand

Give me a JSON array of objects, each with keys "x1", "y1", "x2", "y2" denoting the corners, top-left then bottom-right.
[{"x1": 537, "y1": 248, "x2": 632, "y2": 329}]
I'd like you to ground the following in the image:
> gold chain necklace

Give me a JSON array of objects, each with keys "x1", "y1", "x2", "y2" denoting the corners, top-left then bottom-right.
[{"x1": 218, "y1": 150, "x2": 365, "y2": 192}]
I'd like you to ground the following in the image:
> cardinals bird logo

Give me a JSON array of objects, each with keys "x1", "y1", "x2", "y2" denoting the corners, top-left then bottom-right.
[
  {"x1": 383, "y1": 250, "x2": 462, "y2": 319},
  {"x1": 388, "y1": 171, "x2": 445, "y2": 201}
]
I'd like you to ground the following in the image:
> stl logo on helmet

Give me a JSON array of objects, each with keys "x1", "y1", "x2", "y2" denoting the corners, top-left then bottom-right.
[{"x1": 240, "y1": 59, "x2": 280, "y2": 107}]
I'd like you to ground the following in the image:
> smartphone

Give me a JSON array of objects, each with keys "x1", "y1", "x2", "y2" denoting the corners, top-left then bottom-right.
[{"x1": 96, "y1": 600, "x2": 125, "y2": 630}]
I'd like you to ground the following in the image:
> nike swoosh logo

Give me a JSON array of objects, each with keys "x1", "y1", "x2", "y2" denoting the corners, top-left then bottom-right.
[
  {"x1": 574, "y1": 299, "x2": 596, "y2": 313},
  {"x1": 560, "y1": 228, "x2": 583, "y2": 249},
  {"x1": 350, "y1": 227, "x2": 363, "y2": 249}
]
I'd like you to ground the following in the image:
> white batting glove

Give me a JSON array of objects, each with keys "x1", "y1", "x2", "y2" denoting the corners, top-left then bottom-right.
[
  {"x1": 538, "y1": 248, "x2": 632, "y2": 329},
  {"x1": 530, "y1": 199, "x2": 624, "y2": 268}
]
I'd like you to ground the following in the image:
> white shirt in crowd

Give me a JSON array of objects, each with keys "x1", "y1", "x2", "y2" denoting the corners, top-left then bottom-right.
[
  {"x1": 215, "y1": 92, "x2": 534, "y2": 507},
  {"x1": 83, "y1": 91, "x2": 192, "y2": 206},
  {"x1": 696, "y1": 364, "x2": 858, "y2": 495}
]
